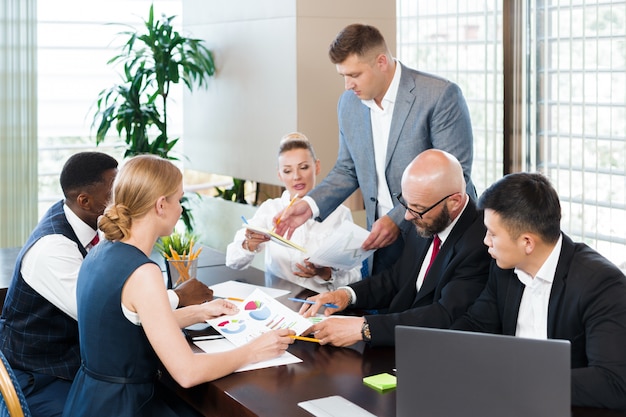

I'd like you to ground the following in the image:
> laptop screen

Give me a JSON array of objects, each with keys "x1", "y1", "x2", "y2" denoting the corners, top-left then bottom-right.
[{"x1": 395, "y1": 326, "x2": 571, "y2": 417}]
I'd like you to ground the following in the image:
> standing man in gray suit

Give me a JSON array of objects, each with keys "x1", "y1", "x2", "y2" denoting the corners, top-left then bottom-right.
[{"x1": 274, "y1": 23, "x2": 476, "y2": 274}]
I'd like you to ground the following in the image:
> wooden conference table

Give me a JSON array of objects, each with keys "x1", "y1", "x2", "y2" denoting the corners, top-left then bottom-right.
[
  {"x1": 0, "y1": 246, "x2": 624, "y2": 416},
  {"x1": 161, "y1": 248, "x2": 626, "y2": 417}
]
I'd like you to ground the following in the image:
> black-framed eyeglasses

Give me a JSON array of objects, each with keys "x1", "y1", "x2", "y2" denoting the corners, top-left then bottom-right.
[{"x1": 396, "y1": 192, "x2": 456, "y2": 219}]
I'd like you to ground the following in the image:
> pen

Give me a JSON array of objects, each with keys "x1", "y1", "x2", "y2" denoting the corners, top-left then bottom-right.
[
  {"x1": 273, "y1": 193, "x2": 299, "y2": 231},
  {"x1": 290, "y1": 335, "x2": 321, "y2": 343},
  {"x1": 192, "y1": 335, "x2": 225, "y2": 341},
  {"x1": 241, "y1": 215, "x2": 248, "y2": 224},
  {"x1": 288, "y1": 297, "x2": 339, "y2": 309}
]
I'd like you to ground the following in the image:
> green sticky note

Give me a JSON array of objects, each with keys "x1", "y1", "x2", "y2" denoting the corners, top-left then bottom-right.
[{"x1": 363, "y1": 372, "x2": 397, "y2": 392}]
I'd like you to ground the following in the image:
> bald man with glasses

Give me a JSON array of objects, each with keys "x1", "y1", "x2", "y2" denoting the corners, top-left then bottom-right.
[{"x1": 299, "y1": 149, "x2": 491, "y2": 347}]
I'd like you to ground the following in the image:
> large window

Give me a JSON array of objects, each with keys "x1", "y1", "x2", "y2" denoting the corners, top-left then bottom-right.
[
  {"x1": 37, "y1": 0, "x2": 182, "y2": 214},
  {"x1": 398, "y1": 0, "x2": 626, "y2": 269},
  {"x1": 533, "y1": 0, "x2": 626, "y2": 268},
  {"x1": 37, "y1": 1, "x2": 626, "y2": 268},
  {"x1": 397, "y1": 1, "x2": 505, "y2": 196}
]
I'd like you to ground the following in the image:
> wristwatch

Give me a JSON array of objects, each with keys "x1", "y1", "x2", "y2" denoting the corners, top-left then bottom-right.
[{"x1": 361, "y1": 319, "x2": 372, "y2": 342}]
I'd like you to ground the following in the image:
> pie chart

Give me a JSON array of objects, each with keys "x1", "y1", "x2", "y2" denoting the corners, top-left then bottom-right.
[
  {"x1": 245, "y1": 300, "x2": 271, "y2": 321},
  {"x1": 217, "y1": 319, "x2": 246, "y2": 334}
]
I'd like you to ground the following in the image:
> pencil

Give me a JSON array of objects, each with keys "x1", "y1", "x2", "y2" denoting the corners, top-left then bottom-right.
[
  {"x1": 227, "y1": 297, "x2": 244, "y2": 302},
  {"x1": 273, "y1": 193, "x2": 299, "y2": 231},
  {"x1": 290, "y1": 335, "x2": 321, "y2": 343},
  {"x1": 288, "y1": 297, "x2": 339, "y2": 309}
]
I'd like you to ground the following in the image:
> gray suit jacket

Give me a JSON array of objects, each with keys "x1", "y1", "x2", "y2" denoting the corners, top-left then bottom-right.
[{"x1": 309, "y1": 62, "x2": 476, "y2": 232}]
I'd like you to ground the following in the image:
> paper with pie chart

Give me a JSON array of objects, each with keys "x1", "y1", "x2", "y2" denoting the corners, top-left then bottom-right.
[{"x1": 207, "y1": 288, "x2": 312, "y2": 346}]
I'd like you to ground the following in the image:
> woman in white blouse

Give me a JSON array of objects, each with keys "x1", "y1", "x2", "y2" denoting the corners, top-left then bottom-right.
[{"x1": 226, "y1": 132, "x2": 362, "y2": 293}]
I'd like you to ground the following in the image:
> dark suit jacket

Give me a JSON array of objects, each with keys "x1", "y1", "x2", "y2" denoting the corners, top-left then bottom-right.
[
  {"x1": 349, "y1": 199, "x2": 491, "y2": 347},
  {"x1": 452, "y1": 234, "x2": 626, "y2": 411}
]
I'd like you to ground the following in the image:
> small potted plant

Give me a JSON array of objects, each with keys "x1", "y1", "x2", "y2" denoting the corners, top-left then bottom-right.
[{"x1": 155, "y1": 231, "x2": 201, "y2": 288}]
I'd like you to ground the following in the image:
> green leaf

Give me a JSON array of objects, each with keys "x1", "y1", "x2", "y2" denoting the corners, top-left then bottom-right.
[
  {"x1": 154, "y1": 230, "x2": 199, "y2": 258},
  {"x1": 90, "y1": 4, "x2": 216, "y2": 163}
]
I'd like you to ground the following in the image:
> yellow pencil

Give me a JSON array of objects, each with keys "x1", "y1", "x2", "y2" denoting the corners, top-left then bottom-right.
[
  {"x1": 290, "y1": 335, "x2": 321, "y2": 343},
  {"x1": 273, "y1": 193, "x2": 299, "y2": 232},
  {"x1": 227, "y1": 297, "x2": 244, "y2": 302}
]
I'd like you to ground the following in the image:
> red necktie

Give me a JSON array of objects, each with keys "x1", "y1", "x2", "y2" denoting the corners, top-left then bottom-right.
[
  {"x1": 424, "y1": 234, "x2": 441, "y2": 277},
  {"x1": 88, "y1": 234, "x2": 100, "y2": 248}
]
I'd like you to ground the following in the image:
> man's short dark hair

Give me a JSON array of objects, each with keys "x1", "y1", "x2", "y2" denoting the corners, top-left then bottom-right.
[
  {"x1": 328, "y1": 23, "x2": 388, "y2": 64},
  {"x1": 60, "y1": 152, "x2": 118, "y2": 198},
  {"x1": 478, "y1": 172, "x2": 562, "y2": 243}
]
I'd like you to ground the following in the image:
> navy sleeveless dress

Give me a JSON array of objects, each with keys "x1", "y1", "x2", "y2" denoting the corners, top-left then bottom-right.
[{"x1": 62, "y1": 240, "x2": 178, "y2": 417}]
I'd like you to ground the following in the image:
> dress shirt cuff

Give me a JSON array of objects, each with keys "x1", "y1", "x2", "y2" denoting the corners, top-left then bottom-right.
[
  {"x1": 313, "y1": 269, "x2": 336, "y2": 286},
  {"x1": 167, "y1": 289, "x2": 179, "y2": 309},
  {"x1": 337, "y1": 286, "x2": 357, "y2": 305},
  {"x1": 302, "y1": 196, "x2": 320, "y2": 220}
]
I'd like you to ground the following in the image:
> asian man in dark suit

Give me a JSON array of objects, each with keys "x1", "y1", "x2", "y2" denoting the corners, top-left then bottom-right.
[
  {"x1": 452, "y1": 172, "x2": 626, "y2": 411},
  {"x1": 274, "y1": 23, "x2": 476, "y2": 275},
  {"x1": 299, "y1": 150, "x2": 490, "y2": 347}
]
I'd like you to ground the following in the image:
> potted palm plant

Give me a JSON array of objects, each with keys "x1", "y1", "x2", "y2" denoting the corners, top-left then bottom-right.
[{"x1": 92, "y1": 4, "x2": 216, "y2": 231}]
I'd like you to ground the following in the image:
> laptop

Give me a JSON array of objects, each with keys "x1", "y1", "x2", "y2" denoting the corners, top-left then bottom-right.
[{"x1": 395, "y1": 326, "x2": 571, "y2": 417}]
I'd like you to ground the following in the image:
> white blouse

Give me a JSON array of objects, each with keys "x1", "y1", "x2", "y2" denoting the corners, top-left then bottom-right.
[{"x1": 226, "y1": 191, "x2": 363, "y2": 293}]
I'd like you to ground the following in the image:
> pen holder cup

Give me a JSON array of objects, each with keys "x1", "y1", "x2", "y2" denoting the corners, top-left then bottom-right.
[{"x1": 166, "y1": 257, "x2": 198, "y2": 289}]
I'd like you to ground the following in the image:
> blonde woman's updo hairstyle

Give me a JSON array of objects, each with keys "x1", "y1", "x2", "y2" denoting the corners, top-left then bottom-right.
[
  {"x1": 99, "y1": 155, "x2": 182, "y2": 241},
  {"x1": 278, "y1": 132, "x2": 317, "y2": 160}
]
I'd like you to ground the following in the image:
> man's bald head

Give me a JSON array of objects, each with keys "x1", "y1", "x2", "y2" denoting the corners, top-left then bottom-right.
[
  {"x1": 401, "y1": 149, "x2": 466, "y2": 198},
  {"x1": 399, "y1": 149, "x2": 468, "y2": 237}
]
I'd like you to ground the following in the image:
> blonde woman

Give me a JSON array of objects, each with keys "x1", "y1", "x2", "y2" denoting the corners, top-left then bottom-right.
[
  {"x1": 63, "y1": 155, "x2": 293, "y2": 417},
  {"x1": 226, "y1": 133, "x2": 362, "y2": 293}
]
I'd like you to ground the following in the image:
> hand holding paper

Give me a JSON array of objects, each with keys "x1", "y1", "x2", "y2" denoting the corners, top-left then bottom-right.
[
  {"x1": 242, "y1": 223, "x2": 306, "y2": 252},
  {"x1": 306, "y1": 222, "x2": 376, "y2": 270},
  {"x1": 361, "y1": 215, "x2": 400, "y2": 250}
]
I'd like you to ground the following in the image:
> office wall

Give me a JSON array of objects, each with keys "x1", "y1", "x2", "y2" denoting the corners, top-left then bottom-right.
[{"x1": 182, "y1": 0, "x2": 396, "y2": 186}]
